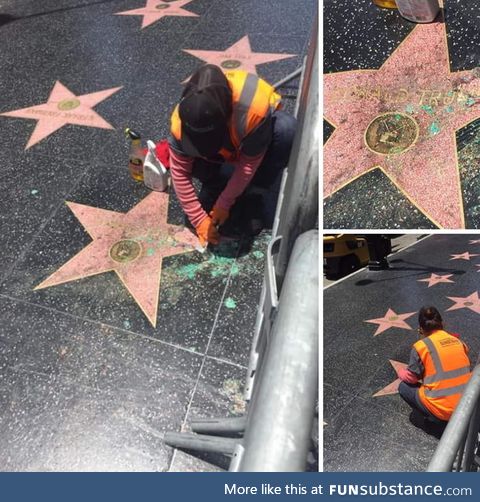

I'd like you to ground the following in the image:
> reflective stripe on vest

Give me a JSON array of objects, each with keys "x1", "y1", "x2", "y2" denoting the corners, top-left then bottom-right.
[
  {"x1": 170, "y1": 70, "x2": 281, "y2": 159},
  {"x1": 415, "y1": 331, "x2": 471, "y2": 421},
  {"x1": 232, "y1": 73, "x2": 259, "y2": 143},
  {"x1": 422, "y1": 337, "x2": 471, "y2": 385}
]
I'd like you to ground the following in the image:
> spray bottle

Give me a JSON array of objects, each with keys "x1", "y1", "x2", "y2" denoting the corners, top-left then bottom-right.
[
  {"x1": 395, "y1": 0, "x2": 440, "y2": 23},
  {"x1": 143, "y1": 140, "x2": 169, "y2": 192},
  {"x1": 125, "y1": 128, "x2": 145, "y2": 182}
]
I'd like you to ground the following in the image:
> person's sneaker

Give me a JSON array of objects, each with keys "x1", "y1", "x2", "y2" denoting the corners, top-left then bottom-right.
[
  {"x1": 424, "y1": 417, "x2": 447, "y2": 439},
  {"x1": 409, "y1": 410, "x2": 426, "y2": 429},
  {"x1": 240, "y1": 193, "x2": 265, "y2": 236},
  {"x1": 245, "y1": 217, "x2": 264, "y2": 236}
]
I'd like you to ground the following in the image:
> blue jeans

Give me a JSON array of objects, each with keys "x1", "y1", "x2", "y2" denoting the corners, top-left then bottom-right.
[
  {"x1": 192, "y1": 110, "x2": 297, "y2": 222},
  {"x1": 398, "y1": 381, "x2": 446, "y2": 423}
]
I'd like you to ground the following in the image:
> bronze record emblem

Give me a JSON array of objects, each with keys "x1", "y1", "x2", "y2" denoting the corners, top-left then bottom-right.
[
  {"x1": 57, "y1": 98, "x2": 81, "y2": 111},
  {"x1": 221, "y1": 60, "x2": 242, "y2": 69},
  {"x1": 110, "y1": 240, "x2": 142, "y2": 263},
  {"x1": 155, "y1": 3, "x2": 170, "y2": 9},
  {"x1": 365, "y1": 112, "x2": 419, "y2": 155}
]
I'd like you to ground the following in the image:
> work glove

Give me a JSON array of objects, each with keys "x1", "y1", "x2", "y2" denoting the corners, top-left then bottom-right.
[
  {"x1": 209, "y1": 205, "x2": 229, "y2": 226},
  {"x1": 196, "y1": 216, "x2": 220, "y2": 247}
]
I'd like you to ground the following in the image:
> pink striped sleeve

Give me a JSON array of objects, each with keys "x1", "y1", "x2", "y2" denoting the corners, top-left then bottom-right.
[
  {"x1": 169, "y1": 148, "x2": 207, "y2": 228},
  {"x1": 215, "y1": 151, "x2": 266, "y2": 211}
]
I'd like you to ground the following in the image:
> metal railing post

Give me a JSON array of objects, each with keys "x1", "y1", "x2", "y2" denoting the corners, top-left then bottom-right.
[
  {"x1": 274, "y1": 16, "x2": 318, "y2": 289},
  {"x1": 428, "y1": 364, "x2": 480, "y2": 471},
  {"x1": 235, "y1": 230, "x2": 319, "y2": 471}
]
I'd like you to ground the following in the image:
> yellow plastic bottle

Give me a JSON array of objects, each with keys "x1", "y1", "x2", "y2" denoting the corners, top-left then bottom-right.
[
  {"x1": 125, "y1": 128, "x2": 145, "y2": 182},
  {"x1": 373, "y1": 0, "x2": 398, "y2": 8}
]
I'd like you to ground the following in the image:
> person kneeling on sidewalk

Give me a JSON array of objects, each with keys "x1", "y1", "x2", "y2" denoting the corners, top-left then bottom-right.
[
  {"x1": 168, "y1": 64, "x2": 296, "y2": 247},
  {"x1": 398, "y1": 306, "x2": 472, "y2": 435}
]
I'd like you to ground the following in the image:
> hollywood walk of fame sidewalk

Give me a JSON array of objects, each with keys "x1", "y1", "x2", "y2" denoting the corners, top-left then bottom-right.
[{"x1": 324, "y1": 234, "x2": 480, "y2": 471}]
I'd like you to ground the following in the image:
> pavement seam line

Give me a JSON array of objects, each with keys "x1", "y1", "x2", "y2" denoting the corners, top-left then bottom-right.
[
  {"x1": 0, "y1": 163, "x2": 92, "y2": 286},
  {"x1": 168, "y1": 238, "x2": 243, "y2": 471},
  {"x1": 0, "y1": 293, "x2": 206, "y2": 358}
]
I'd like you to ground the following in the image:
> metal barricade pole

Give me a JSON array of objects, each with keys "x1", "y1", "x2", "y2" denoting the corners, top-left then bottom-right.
[
  {"x1": 245, "y1": 15, "x2": 318, "y2": 404},
  {"x1": 234, "y1": 230, "x2": 319, "y2": 471},
  {"x1": 461, "y1": 399, "x2": 480, "y2": 471},
  {"x1": 274, "y1": 16, "x2": 318, "y2": 289},
  {"x1": 428, "y1": 364, "x2": 480, "y2": 471}
]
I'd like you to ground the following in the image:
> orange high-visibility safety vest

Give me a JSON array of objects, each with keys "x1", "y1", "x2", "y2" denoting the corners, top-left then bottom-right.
[
  {"x1": 414, "y1": 330, "x2": 471, "y2": 421},
  {"x1": 170, "y1": 70, "x2": 282, "y2": 160}
]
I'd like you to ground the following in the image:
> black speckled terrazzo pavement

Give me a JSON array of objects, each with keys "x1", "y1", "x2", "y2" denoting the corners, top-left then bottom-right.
[
  {"x1": 0, "y1": 0, "x2": 316, "y2": 471},
  {"x1": 324, "y1": 234, "x2": 480, "y2": 471},
  {"x1": 324, "y1": 0, "x2": 480, "y2": 229}
]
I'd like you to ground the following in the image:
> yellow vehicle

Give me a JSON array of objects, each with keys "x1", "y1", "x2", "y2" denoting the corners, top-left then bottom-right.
[{"x1": 323, "y1": 234, "x2": 370, "y2": 278}]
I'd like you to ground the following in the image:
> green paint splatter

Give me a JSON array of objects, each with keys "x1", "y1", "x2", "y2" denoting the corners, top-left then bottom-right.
[
  {"x1": 445, "y1": 105, "x2": 454, "y2": 113},
  {"x1": 123, "y1": 320, "x2": 131, "y2": 329},
  {"x1": 405, "y1": 104, "x2": 415, "y2": 114},
  {"x1": 146, "y1": 248, "x2": 155, "y2": 256},
  {"x1": 176, "y1": 262, "x2": 203, "y2": 280},
  {"x1": 253, "y1": 250, "x2": 264, "y2": 259},
  {"x1": 421, "y1": 105, "x2": 434, "y2": 115},
  {"x1": 30, "y1": 189, "x2": 39, "y2": 196},
  {"x1": 394, "y1": 114, "x2": 402, "y2": 121},
  {"x1": 429, "y1": 122, "x2": 441, "y2": 135},
  {"x1": 465, "y1": 97, "x2": 476, "y2": 107},
  {"x1": 224, "y1": 297, "x2": 236, "y2": 309}
]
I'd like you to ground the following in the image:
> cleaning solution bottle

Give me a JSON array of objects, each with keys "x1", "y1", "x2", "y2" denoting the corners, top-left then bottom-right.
[
  {"x1": 395, "y1": 0, "x2": 440, "y2": 23},
  {"x1": 125, "y1": 128, "x2": 145, "y2": 182},
  {"x1": 372, "y1": 0, "x2": 398, "y2": 8},
  {"x1": 143, "y1": 140, "x2": 169, "y2": 192}
]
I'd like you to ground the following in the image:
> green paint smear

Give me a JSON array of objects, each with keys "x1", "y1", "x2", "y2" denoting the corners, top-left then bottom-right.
[
  {"x1": 429, "y1": 122, "x2": 441, "y2": 135},
  {"x1": 146, "y1": 248, "x2": 155, "y2": 256},
  {"x1": 465, "y1": 97, "x2": 476, "y2": 107},
  {"x1": 175, "y1": 253, "x2": 237, "y2": 280},
  {"x1": 405, "y1": 104, "x2": 415, "y2": 114},
  {"x1": 421, "y1": 105, "x2": 434, "y2": 115},
  {"x1": 176, "y1": 262, "x2": 203, "y2": 280},
  {"x1": 394, "y1": 114, "x2": 402, "y2": 121},
  {"x1": 173, "y1": 232, "x2": 271, "y2": 283},
  {"x1": 445, "y1": 105, "x2": 454, "y2": 113},
  {"x1": 30, "y1": 189, "x2": 39, "y2": 195},
  {"x1": 224, "y1": 297, "x2": 236, "y2": 309}
]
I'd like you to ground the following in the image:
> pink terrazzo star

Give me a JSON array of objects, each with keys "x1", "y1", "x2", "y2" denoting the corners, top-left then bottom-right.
[
  {"x1": 35, "y1": 192, "x2": 200, "y2": 327},
  {"x1": 469, "y1": 240, "x2": 480, "y2": 245},
  {"x1": 324, "y1": 21, "x2": 480, "y2": 229},
  {"x1": 365, "y1": 308, "x2": 416, "y2": 336},
  {"x1": 417, "y1": 273, "x2": 454, "y2": 288},
  {"x1": 446, "y1": 291, "x2": 480, "y2": 315},
  {"x1": 476, "y1": 265, "x2": 480, "y2": 272},
  {"x1": 0, "y1": 81, "x2": 121, "y2": 149},
  {"x1": 116, "y1": 0, "x2": 198, "y2": 29},
  {"x1": 372, "y1": 360, "x2": 408, "y2": 397},
  {"x1": 450, "y1": 252, "x2": 479, "y2": 260},
  {"x1": 183, "y1": 35, "x2": 295, "y2": 76}
]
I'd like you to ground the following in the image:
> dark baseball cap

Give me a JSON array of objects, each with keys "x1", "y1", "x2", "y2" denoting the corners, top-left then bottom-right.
[{"x1": 179, "y1": 64, "x2": 232, "y2": 158}]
